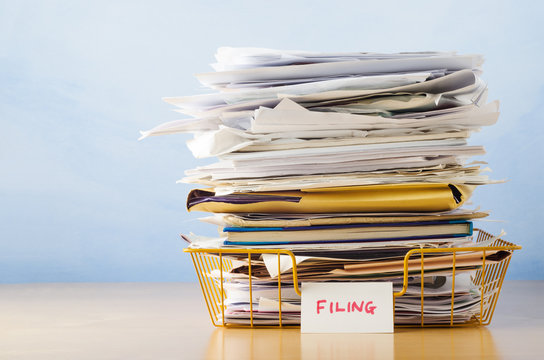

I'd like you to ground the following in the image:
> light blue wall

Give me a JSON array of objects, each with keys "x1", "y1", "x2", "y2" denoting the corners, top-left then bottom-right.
[{"x1": 1, "y1": 0, "x2": 542, "y2": 282}]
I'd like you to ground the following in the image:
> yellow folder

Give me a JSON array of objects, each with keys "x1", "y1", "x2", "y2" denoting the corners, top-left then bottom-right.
[{"x1": 187, "y1": 183, "x2": 474, "y2": 214}]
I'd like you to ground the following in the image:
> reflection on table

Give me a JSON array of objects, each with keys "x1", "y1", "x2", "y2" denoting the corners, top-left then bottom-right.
[{"x1": 205, "y1": 326, "x2": 497, "y2": 360}]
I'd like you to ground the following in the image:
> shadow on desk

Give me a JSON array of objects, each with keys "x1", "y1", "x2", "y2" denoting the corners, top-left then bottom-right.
[{"x1": 204, "y1": 326, "x2": 498, "y2": 360}]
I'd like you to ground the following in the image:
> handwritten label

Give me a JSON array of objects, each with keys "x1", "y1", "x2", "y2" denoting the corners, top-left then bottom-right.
[{"x1": 301, "y1": 282, "x2": 394, "y2": 333}]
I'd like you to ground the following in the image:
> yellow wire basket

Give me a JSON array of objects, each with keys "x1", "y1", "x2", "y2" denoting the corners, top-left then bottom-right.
[{"x1": 184, "y1": 229, "x2": 521, "y2": 328}]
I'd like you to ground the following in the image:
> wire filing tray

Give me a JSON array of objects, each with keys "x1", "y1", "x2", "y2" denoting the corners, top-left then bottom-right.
[{"x1": 184, "y1": 229, "x2": 521, "y2": 328}]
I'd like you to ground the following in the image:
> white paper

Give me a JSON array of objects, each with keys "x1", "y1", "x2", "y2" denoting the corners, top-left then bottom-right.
[
  {"x1": 262, "y1": 253, "x2": 310, "y2": 278},
  {"x1": 301, "y1": 282, "x2": 394, "y2": 333},
  {"x1": 197, "y1": 55, "x2": 482, "y2": 86}
]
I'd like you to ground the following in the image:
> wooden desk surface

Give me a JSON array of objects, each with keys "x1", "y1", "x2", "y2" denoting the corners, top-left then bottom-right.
[{"x1": 1, "y1": 281, "x2": 543, "y2": 359}]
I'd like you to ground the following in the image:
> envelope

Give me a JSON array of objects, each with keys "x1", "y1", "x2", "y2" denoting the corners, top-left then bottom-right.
[{"x1": 187, "y1": 183, "x2": 474, "y2": 214}]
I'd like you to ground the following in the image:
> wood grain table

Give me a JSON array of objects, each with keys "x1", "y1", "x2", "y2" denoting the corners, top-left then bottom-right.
[{"x1": 1, "y1": 281, "x2": 543, "y2": 359}]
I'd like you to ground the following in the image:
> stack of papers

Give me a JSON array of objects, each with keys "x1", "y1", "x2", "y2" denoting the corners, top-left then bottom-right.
[{"x1": 142, "y1": 47, "x2": 507, "y2": 325}]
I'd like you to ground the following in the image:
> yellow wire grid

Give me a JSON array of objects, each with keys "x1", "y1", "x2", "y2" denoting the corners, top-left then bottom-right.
[{"x1": 184, "y1": 229, "x2": 521, "y2": 328}]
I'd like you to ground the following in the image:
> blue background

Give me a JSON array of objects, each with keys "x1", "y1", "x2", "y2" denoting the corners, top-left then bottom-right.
[{"x1": 1, "y1": 0, "x2": 542, "y2": 283}]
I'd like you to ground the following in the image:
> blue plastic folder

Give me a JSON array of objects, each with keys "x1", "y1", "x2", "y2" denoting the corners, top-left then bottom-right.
[{"x1": 222, "y1": 220, "x2": 473, "y2": 246}]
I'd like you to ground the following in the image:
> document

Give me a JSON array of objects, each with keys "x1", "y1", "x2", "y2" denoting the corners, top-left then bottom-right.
[
  {"x1": 187, "y1": 184, "x2": 475, "y2": 214},
  {"x1": 142, "y1": 47, "x2": 508, "y2": 326}
]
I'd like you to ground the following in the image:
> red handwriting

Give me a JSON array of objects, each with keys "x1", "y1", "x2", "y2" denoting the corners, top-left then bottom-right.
[{"x1": 316, "y1": 299, "x2": 376, "y2": 315}]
